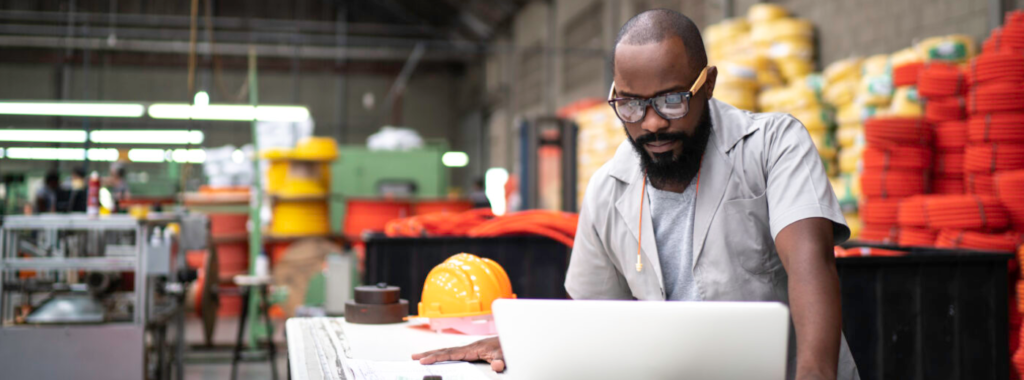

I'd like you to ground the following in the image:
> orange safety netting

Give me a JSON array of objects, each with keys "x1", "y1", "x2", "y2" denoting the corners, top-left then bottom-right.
[
  {"x1": 467, "y1": 210, "x2": 580, "y2": 247},
  {"x1": 933, "y1": 175, "x2": 966, "y2": 194},
  {"x1": 897, "y1": 194, "x2": 1010, "y2": 230},
  {"x1": 861, "y1": 198, "x2": 903, "y2": 226},
  {"x1": 864, "y1": 117, "x2": 932, "y2": 148},
  {"x1": 969, "y1": 82, "x2": 1024, "y2": 114},
  {"x1": 968, "y1": 113, "x2": 1024, "y2": 143},
  {"x1": 919, "y1": 62, "x2": 968, "y2": 97},
  {"x1": 934, "y1": 152, "x2": 965, "y2": 175},
  {"x1": 893, "y1": 62, "x2": 925, "y2": 87},
  {"x1": 898, "y1": 227, "x2": 938, "y2": 247},
  {"x1": 935, "y1": 229, "x2": 1024, "y2": 253},
  {"x1": 861, "y1": 169, "x2": 928, "y2": 198},
  {"x1": 859, "y1": 224, "x2": 900, "y2": 244},
  {"x1": 925, "y1": 97, "x2": 967, "y2": 123},
  {"x1": 966, "y1": 172, "x2": 998, "y2": 196},
  {"x1": 384, "y1": 208, "x2": 495, "y2": 237},
  {"x1": 863, "y1": 146, "x2": 932, "y2": 170},
  {"x1": 965, "y1": 143, "x2": 1024, "y2": 173},
  {"x1": 970, "y1": 50, "x2": 1024, "y2": 85},
  {"x1": 996, "y1": 170, "x2": 1024, "y2": 229}
]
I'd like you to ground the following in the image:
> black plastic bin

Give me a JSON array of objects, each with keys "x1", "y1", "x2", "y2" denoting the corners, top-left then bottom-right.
[
  {"x1": 364, "y1": 235, "x2": 572, "y2": 315},
  {"x1": 836, "y1": 243, "x2": 1014, "y2": 380}
]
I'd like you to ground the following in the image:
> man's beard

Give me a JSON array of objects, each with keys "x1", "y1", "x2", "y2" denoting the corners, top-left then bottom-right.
[{"x1": 626, "y1": 101, "x2": 713, "y2": 188}]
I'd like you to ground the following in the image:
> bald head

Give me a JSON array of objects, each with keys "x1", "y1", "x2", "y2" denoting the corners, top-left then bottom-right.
[{"x1": 613, "y1": 9, "x2": 707, "y2": 71}]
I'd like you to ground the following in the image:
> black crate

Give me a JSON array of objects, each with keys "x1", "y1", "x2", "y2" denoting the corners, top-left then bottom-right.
[
  {"x1": 836, "y1": 243, "x2": 1014, "y2": 380},
  {"x1": 364, "y1": 235, "x2": 572, "y2": 315}
]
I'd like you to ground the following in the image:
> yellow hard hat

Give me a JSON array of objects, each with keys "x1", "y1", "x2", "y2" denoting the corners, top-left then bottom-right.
[{"x1": 417, "y1": 253, "x2": 515, "y2": 319}]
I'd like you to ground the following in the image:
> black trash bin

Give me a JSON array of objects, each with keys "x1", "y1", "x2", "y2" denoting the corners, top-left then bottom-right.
[{"x1": 837, "y1": 243, "x2": 1014, "y2": 380}]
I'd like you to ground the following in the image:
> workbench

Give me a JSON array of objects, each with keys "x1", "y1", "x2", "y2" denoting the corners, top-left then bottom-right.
[{"x1": 286, "y1": 318, "x2": 503, "y2": 380}]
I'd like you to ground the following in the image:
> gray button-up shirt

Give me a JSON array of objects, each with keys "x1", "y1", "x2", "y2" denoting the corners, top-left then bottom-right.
[{"x1": 565, "y1": 99, "x2": 859, "y2": 380}]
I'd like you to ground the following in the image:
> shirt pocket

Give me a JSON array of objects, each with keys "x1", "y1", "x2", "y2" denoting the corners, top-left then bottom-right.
[{"x1": 718, "y1": 193, "x2": 778, "y2": 275}]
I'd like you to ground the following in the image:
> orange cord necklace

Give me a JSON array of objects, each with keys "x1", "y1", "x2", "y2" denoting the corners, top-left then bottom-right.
[{"x1": 636, "y1": 156, "x2": 703, "y2": 272}]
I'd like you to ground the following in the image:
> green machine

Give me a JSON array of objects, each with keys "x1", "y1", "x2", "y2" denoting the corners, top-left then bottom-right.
[{"x1": 329, "y1": 144, "x2": 449, "y2": 234}]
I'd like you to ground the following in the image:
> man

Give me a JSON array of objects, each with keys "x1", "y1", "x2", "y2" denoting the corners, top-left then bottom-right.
[
  {"x1": 414, "y1": 9, "x2": 858, "y2": 380},
  {"x1": 64, "y1": 166, "x2": 88, "y2": 212},
  {"x1": 34, "y1": 170, "x2": 61, "y2": 213}
]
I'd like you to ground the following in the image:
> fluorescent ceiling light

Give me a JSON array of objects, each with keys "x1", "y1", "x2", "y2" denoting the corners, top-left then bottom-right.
[
  {"x1": 148, "y1": 104, "x2": 310, "y2": 122},
  {"x1": 0, "y1": 129, "x2": 87, "y2": 143},
  {"x1": 171, "y1": 149, "x2": 206, "y2": 163},
  {"x1": 0, "y1": 102, "x2": 145, "y2": 118},
  {"x1": 127, "y1": 149, "x2": 166, "y2": 163},
  {"x1": 90, "y1": 130, "x2": 204, "y2": 145},
  {"x1": 5, "y1": 147, "x2": 118, "y2": 161},
  {"x1": 442, "y1": 151, "x2": 469, "y2": 168},
  {"x1": 194, "y1": 91, "x2": 210, "y2": 107}
]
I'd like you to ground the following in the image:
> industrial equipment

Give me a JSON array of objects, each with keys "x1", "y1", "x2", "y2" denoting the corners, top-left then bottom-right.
[{"x1": 0, "y1": 214, "x2": 193, "y2": 380}]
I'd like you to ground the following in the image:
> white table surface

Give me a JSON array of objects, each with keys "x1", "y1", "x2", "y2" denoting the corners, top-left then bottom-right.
[{"x1": 287, "y1": 318, "x2": 504, "y2": 380}]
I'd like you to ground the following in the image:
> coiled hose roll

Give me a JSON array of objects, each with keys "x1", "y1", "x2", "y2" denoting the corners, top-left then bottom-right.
[
  {"x1": 933, "y1": 175, "x2": 966, "y2": 194},
  {"x1": 861, "y1": 198, "x2": 902, "y2": 225},
  {"x1": 897, "y1": 194, "x2": 1010, "y2": 230},
  {"x1": 860, "y1": 169, "x2": 928, "y2": 198},
  {"x1": 995, "y1": 170, "x2": 1024, "y2": 229},
  {"x1": 893, "y1": 62, "x2": 925, "y2": 87},
  {"x1": 969, "y1": 51, "x2": 1024, "y2": 85},
  {"x1": 966, "y1": 173, "x2": 997, "y2": 196},
  {"x1": 898, "y1": 227, "x2": 938, "y2": 247},
  {"x1": 965, "y1": 143, "x2": 1024, "y2": 173},
  {"x1": 862, "y1": 146, "x2": 932, "y2": 170},
  {"x1": 935, "y1": 152, "x2": 965, "y2": 175},
  {"x1": 935, "y1": 229, "x2": 1024, "y2": 253},
  {"x1": 969, "y1": 113, "x2": 1024, "y2": 143},
  {"x1": 969, "y1": 82, "x2": 1024, "y2": 114},
  {"x1": 919, "y1": 62, "x2": 967, "y2": 97},
  {"x1": 864, "y1": 117, "x2": 932, "y2": 148},
  {"x1": 935, "y1": 120, "x2": 968, "y2": 150}
]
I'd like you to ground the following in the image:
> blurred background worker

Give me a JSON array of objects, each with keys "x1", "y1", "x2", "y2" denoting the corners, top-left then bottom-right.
[
  {"x1": 468, "y1": 178, "x2": 491, "y2": 209},
  {"x1": 64, "y1": 167, "x2": 88, "y2": 213},
  {"x1": 105, "y1": 162, "x2": 130, "y2": 210},
  {"x1": 33, "y1": 170, "x2": 60, "y2": 213}
]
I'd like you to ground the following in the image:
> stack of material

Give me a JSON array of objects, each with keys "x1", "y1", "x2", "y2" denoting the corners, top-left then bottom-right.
[
  {"x1": 858, "y1": 116, "x2": 931, "y2": 243},
  {"x1": 895, "y1": 194, "x2": 1020, "y2": 250},
  {"x1": 263, "y1": 137, "x2": 338, "y2": 237},
  {"x1": 704, "y1": 3, "x2": 816, "y2": 111},
  {"x1": 920, "y1": 62, "x2": 969, "y2": 194},
  {"x1": 889, "y1": 47, "x2": 926, "y2": 117}
]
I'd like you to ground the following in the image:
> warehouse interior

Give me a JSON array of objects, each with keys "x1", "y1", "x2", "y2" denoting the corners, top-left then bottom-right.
[{"x1": 2, "y1": 0, "x2": 1024, "y2": 379}]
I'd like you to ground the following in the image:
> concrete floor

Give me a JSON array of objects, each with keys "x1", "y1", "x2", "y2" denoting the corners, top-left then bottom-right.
[{"x1": 182, "y1": 315, "x2": 289, "y2": 380}]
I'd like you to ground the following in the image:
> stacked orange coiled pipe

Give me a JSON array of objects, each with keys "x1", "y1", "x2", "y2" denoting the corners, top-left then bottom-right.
[
  {"x1": 897, "y1": 194, "x2": 1010, "y2": 230},
  {"x1": 969, "y1": 113, "x2": 1024, "y2": 143},
  {"x1": 898, "y1": 227, "x2": 938, "y2": 247},
  {"x1": 934, "y1": 152, "x2": 965, "y2": 176},
  {"x1": 933, "y1": 176, "x2": 966, "y2": 194},
  {"x1": 859, "y1": 224, "x2": 900, "y2": 243},
  {"x1": 965, "y1": 144, "x2": 1024, "y2": 173},
  {"x1": 864, "y1": 117, "x2": 932, "y2": 148},
  {"x1": 925, "y1": 97, "x2": 967, "y2": 123},
  {"x1": 994, "y1": 10, "x2": 1024, "y2": 52},
  {"x1": 966, "y1": 172, "x2": 997, "y2": 196},
  {"x1": 862, "y1": 146, "x2": 932, "y2": 170},
  {"x1": 893, "y1": 62, "x2": 925, "y2": 87},
  {"x1": 860, "y1": 170, "x2": 928, "y2": 198},
  {"x1": 970, "y1": 51, "x2": 1024, "y2": 85},
  {"x1": 935, "y1": 120, "x2": 969, "y2": 149},
  {"x1": 860, "y1": 198, "x2": 902, "y2": 225},
  {"x1": 384, "y1": 208, "x2": 495, "y2": 237},
  {"x1": 968, "y1": 82, "x2": 1024, "y2": 114},
  {"x1": 919, "y1": 62, "x2": 967, "y2": 97},
  {"x1": 935, "y1": 229, "x2": 1024, "y2": 253},
  {"x1": 467, "y1": 210, "x2": 580, "y2": 247},
  {"x1": 996, "y1": 170, "x2": 1024, "y2": 230}
]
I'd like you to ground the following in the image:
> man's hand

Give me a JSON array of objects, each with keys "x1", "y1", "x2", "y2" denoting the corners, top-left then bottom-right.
[{"x1": 412, "y1": 337, "x2": 505, "y2": 372}]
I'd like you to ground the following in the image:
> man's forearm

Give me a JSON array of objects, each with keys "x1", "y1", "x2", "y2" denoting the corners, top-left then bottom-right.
[{"x1": 788, "y1": 255, "x2": 842, "y2": 379}]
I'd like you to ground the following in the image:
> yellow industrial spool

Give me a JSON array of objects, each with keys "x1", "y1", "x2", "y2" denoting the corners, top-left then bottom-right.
[
  {"x1": 417, "y1": 253, "x2": 515, "y2": 319},
  {"x1": 836, "y1": 103, "x2": 860, "y2": 126},
  {"x1": 758, "y1": 84, "x2": 819, "y2": 113},
  {"x1": 747, "y1": 3, "x2": 789, "y2": 24},
  {"x1": 857, "y1": 74, "x2": 894, "y2": 106},
  {"x1": 861, "y1": 54, "x2": 891, "y2": 77},
  {"x1": 717, "y1": 61, "x2": 760, "y2": 91},
  {"x1": 839, "y1": 145, "x2": 864, "y2": 173},
  {"x1": 760, "y1": 37, "x2": 814, "y2": 60},
  {"x1": 260, "y1": 148, "x2": 293, "y2": 194},
  {"x1": 824, "y1": 78, "x2": 859, "y2": 107},
  {"x1": 824, "y1": 57, "x2": 863, "y2": 85},
  {"x1": 704, "y1": 18, "x2": 750, "y2": 46},
  {"x1": 271, "y1": 200, "x2": 330, "y2": 236},
  {"x1": 292, "y1": 137, "x2": 339, "y2": 162},
  {"x1": 890, "y1": 47, "x2": 922, "y2": 68},
  {"x1": 751, "y1": 18, "x2": 813, "y2": 43},
  {"x1": 715, "y1": 86, "x2": 757, "y2": 111},
  {"x1": 791, "y1": 107, "x2": 832, "y2": 133},
  {"x1": 917, "y1": 34, "x2": 976, "y2": 64},
  {"x1": 889, "y1": 86, "x2": 923, "y2": 117},
  {"x1": 775, "y1": 57, "x2": 814, "y2": 82},
  {"x1": 836, "y1": 124, "x2": 864, "y2": 149}
]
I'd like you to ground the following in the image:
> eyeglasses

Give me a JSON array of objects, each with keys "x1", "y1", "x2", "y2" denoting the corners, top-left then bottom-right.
[{"x1": 607, "y1": 66, "x2": 709, "y2": 123}]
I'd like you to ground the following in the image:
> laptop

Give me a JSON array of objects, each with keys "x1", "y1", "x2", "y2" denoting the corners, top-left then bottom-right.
[{"x1": 492, "y1": 299, "x2": 790, "y2": 380}]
